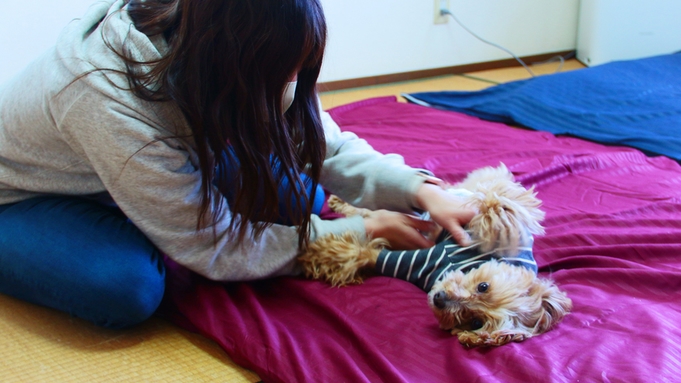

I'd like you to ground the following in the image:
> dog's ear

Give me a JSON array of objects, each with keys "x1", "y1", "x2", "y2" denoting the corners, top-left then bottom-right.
[{"x1": 529, "y1": 277, "x2": 572, "y2": 335}]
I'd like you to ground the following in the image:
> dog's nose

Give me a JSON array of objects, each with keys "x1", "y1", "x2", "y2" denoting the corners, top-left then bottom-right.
[{"x1": 433, "y1": 291, "x2": 447, "y2": 309}]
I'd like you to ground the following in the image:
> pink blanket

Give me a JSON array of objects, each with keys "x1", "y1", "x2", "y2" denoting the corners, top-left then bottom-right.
[{"x1": 163, "y1": 97, "x2": 681, "y2": 383}]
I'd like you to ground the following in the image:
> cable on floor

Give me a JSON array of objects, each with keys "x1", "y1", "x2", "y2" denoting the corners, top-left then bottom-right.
[{"x1": 440, "y1": 8, "x2": 571, "y2": 77}]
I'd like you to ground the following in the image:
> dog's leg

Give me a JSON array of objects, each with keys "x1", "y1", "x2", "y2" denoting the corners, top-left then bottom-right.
[
  {"x1": 299, "y1": 195, "x2": 386, "y2": 286},
  {"x1": 298, "y1": 232, "x2": 387, "y2": 286},
  {"x1": 327, "y1": 195, "x2": 373, "y2": 218}
]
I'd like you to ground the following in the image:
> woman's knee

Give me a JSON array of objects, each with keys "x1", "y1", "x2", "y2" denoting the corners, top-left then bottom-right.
[
  {"x1": 0, "y1": 253, "x2": 166, "y2": 329},
  {"x1": 94, "y1": 259, "x2": 166, "y2": 328},
  {"x1": 0, "y1": 196, "x2": 166, "y2": 329}
]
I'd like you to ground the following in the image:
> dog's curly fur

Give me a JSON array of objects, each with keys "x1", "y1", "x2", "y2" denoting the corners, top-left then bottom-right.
[
  {"x1": 298, "y1": 164, "x2": 572, "y2": 347},
  {"x1": 428, "y1": 259, "x2": 572, "y2": 347},
  {"x1": 299, "y1": 232, "x2": 386, "y2": 286},
  {"x1": 456, "y1": 164, "x2": 546, "y2": 254}
]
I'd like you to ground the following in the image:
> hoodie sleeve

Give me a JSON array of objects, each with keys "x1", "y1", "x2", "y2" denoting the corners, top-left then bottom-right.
[{"x1": 319, "y1": 107, "x2": 426, "y2": 213}]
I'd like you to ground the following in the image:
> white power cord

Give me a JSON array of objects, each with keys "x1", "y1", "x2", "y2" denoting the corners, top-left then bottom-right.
[{"x1": 440, "y1": 8, "x2": 566, "y2": 78}]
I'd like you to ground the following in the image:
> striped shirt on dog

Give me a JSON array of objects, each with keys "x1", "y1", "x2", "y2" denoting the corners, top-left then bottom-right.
[{"x1": 375, "y1": 230, "x2": 538, "y2": 292}]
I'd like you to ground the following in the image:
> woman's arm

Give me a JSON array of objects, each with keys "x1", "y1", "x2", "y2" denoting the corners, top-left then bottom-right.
[
  {"x1": 319, "y1": 108, "x2": 425, "y2": 213},
  {"x1": 319, "y1": 106, "x2": 474, "y2": 248}
]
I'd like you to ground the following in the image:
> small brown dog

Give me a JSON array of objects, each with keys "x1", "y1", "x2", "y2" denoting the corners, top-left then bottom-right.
[{"x1": 298, "y1": 164, "x2": 572, "y2": 347}]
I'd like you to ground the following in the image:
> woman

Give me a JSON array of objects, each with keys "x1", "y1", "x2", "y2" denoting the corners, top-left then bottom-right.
[{"x1": 0, "y1": 0, "x2": 474, "y2": 328}]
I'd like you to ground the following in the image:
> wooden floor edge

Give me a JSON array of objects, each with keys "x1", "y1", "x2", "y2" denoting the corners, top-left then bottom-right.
[{"x1": 318, "y1": 50, "x2": 575, "y2": 92}]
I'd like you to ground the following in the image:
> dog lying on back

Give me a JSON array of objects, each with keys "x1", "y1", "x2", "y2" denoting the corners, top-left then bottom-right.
[{"x1": 298, "y1": 164, "x2": 572, "y2": 347}]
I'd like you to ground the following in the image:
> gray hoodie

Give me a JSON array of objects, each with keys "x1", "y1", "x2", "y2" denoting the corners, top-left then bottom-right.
[{"x1": 0, "y1": 0, "x2": 425, "y2": 281}]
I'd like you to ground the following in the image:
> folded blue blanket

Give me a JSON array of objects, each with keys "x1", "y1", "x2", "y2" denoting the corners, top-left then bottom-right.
[{"x1": 405, "y1": 53, "x2": 681, "y2": 161}]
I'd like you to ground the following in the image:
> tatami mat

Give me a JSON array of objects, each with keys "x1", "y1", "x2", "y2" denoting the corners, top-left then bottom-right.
[
  {"x1": 0, "y1": 293, "x2": 260, "y2": 382},
  {"x1": 0, "y1": 59, "x2": 583, "y2": 383},
  {"x1": 464, "y1": 58, "x2": 585, "y2": 84},
  {"x1": 319, "y1": 58, "x2": 584, "y2": 109}
]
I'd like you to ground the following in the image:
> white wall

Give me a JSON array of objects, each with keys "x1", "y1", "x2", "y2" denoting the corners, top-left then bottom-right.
[
  {"x1": 0, "y1": 0, "x2": 95, "y2": 87},
  {"x1": 318, "y1": 0, "x2": 580, "y2": 82},
  {"x1": 0, "y1": 0, "x2": 580, "y2": 87}
]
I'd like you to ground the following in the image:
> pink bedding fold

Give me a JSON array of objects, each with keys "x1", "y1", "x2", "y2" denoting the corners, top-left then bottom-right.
[{"x1": 163, "y1": 97, "x2": 681, "y2": 383}]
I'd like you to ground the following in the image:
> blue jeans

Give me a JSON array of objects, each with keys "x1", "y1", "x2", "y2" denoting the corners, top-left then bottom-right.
[
  {"x1": 0, "y1": 196, "x2": 165, "y2": 328},
  {"x1": 0, "y1": 157, "x2": 323, "y2": 328}
]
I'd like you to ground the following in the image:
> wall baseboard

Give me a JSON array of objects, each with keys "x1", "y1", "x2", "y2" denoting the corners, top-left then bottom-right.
[{"x1": 318, "y1": 50, "x2": 575, "y2": 92}]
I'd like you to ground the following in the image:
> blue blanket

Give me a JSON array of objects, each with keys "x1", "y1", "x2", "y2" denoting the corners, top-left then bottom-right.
[{"x1": 405, "y1": 53, "x2": 681, "y2": 161}]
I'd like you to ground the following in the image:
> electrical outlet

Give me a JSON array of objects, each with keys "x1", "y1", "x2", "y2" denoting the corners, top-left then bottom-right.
[{"x1": 434, "y1": 0, "x2": 450, "y2": 24}]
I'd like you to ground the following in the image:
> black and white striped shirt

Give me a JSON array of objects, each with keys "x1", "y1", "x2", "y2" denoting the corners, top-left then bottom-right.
[{"x1": 375, "y1": 230, "x2": 538, "y2": 292}]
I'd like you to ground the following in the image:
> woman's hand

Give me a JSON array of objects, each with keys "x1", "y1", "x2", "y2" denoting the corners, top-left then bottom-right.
[
  {"x1": 414, "y1": 183, "x2": 477, "y2": 246},
  {"x1": 364, "y1": 210, "x2": 436, "y2": 250}
]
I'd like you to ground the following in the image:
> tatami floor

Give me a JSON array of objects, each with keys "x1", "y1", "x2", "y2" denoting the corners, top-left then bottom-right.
[
  {"x1": 0, "y1": 59, "x2": 583, "y2": 383},
  {"x1": 319, "y1": 58, "x2": 584, "y2": 109}
]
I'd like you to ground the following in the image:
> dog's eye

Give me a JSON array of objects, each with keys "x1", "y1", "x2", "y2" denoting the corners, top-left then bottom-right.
[
  {"x1": 471, "y1": 318, "x2": 484, "y2": 330},
  {"x1": 477, "y1": 282, "x2": 489, "y2": 293}
]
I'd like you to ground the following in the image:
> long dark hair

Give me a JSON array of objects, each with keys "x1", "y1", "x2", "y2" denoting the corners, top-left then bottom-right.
[{"x1": 121, "y1": 0, "x2": 327, "y2": 248}]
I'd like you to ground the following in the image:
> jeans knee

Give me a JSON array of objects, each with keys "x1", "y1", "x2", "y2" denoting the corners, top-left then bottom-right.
[
  {"x1": 96, "y1": 271, "x2": 166, "y2": 329},
  {"x1": 0, "y1": 196, "x2": 167, "y2": 329},
  {"x1": 87, "y1": 254, "x2": 166, "y2": 329}
]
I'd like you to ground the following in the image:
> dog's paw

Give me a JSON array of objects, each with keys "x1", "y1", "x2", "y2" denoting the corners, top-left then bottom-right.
[
  {"x1": 327, "y1": 195, "x2": 347, "y2": 213},
  {"x1": 456, "y1": 331, "x2": 490, "y2": 347},
  {"x1": 456, "y1": 330, "x2": 531, "y2": 347}
]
